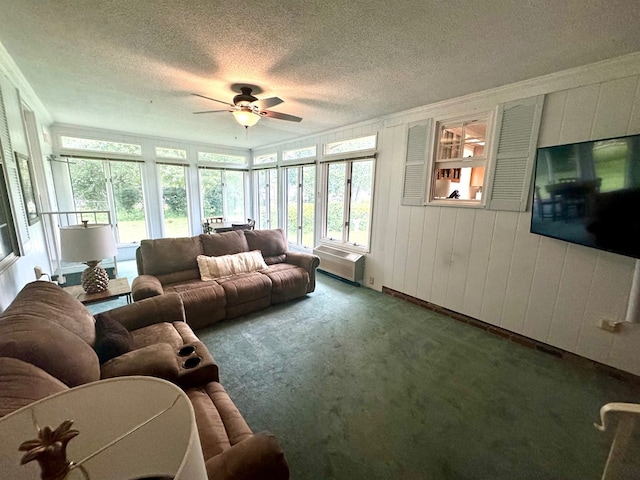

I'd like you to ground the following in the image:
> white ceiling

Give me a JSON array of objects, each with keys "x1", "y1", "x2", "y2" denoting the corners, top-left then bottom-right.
[{"x1": 1, "y1": 0, "x2": 639, "y2": 150}]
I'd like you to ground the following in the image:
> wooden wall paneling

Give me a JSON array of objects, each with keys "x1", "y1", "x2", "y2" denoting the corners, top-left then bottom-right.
[
  {"x1": 500, "y1": 212, "x2": 541, "y2": 333},
  {"x1": 368, "y1": 126, "x2": 394, "y2": 289},
  {"x1": 521, "y1": 237, "x2": 568, "y2": 342},
  {"x1": 557, "y1": 83, "x2": 600, "y2": 144},
  {"x1": 403, "y1": 206, "x2": 425, "y2": 297},
  {"x1": 444, "y1": 208, "x2": 475, "y2": 313},
  {"x1": 575, "y1": 252, "x2": 635, "y2": 364},
  {"x1": 460, "y1": 209, "x2": 495, "y2": 317},
  {"x1": 545, "y1": 244, "x2": 598, "y2": 352},
  {"x1": 415, "y1": 206, "x2": 440, "y2": 302},
  {"x1": 479, "y1": 211, "x2": 518, "y2": 326},
  {"x1": 608, "y1": 322, "x2": 640, "y2": 375},
  {"x1": 389, "y1": 207, "x2": 412, "y2": 293},
  {"x1": 382, "y1": 126, "x2": 407, "y2": 290},
  {"x1": 429, "y1": 208, "x2": 457, "y2": 308},
  {"x1": 537, "y1": 90, "x2": 567, "y2": 147},
  {"x1": 591, "y1": 75, "x2": 639, "y2": 140}
]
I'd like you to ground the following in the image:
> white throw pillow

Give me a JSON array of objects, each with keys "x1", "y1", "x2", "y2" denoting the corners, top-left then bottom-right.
[{"x1": 197, "y1": 250, "x2": 268, "y2": 280}]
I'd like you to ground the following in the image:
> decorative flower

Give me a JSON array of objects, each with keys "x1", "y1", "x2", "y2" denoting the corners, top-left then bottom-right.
[{"x1": 19, "y1": 419, "x2": 79, "y2": 480}]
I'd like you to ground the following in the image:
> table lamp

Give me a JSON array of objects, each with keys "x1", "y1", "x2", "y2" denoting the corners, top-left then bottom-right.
[
  {"x1": 0, "y1": 376, "x2": 207, "y2": 480},
  {"x1": 60, "y1": 221, "x2": 117, "y2": 293}
]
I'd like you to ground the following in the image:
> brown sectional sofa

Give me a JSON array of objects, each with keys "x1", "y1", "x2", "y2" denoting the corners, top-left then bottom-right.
[
  {"x1": 132, "y1": 228, "x2": 320, "y2": 329},
  {"x1": 0, "y1": 281, "x2": 289, "y2": 480}
]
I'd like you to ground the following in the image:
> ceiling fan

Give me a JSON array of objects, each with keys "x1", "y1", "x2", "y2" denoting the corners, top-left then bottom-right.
[{"x1": 192, "y1": 87, "x2": 302, "y2": 128}]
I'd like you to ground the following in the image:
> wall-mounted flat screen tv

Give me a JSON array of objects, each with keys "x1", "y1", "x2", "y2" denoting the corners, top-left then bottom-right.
[{"x1": 531, "y1": 134, "x2": 640, "y2": 259}]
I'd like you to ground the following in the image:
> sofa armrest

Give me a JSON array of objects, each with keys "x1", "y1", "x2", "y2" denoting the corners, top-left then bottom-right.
[
  {"x1": 284, "y1": 252, "x2": 320, "y2": 292},
  {"x1": 132, "y1": 274, "x2": 164, "y2": 300},
  {"x1": 205, "y1": 432, "x2": 289, "y2": 480},
  {"x1": 101, "y1": 293, "x2": 186, "y2": 331},
  {"x1": 100, "y1": 343, "x2": 179, "y2": 381}
]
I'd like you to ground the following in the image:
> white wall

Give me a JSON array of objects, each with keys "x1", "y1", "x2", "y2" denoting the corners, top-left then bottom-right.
[
  {"x1": 368, "y1": 54, "x2": 640, "y2": 375},
  {"x1": 0, "y1": 46, "x2": 55, "y2": 311}
]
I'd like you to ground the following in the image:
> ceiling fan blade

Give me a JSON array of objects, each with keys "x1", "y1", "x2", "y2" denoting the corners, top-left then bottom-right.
[
  {"x1": 263, "y1": 110, "x2": 302, "y2": 122},
  {"x1": 193, "y1": 109, "x2": 231, "y2": 114},
  {"x1": 191, "y1": 93, "x2": 232, "y2": 107},
  {"x1": 257, "y1": 97, "x2": 284, "y2": 109}
]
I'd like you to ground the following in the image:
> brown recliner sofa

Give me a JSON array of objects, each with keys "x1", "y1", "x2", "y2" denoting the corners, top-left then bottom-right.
[
  {"x1": 0, "y1": 281, "x2": 289, "y2": 480},
  {"x1": 132, "y1": 228, "x2": 320, "y2": 329}
]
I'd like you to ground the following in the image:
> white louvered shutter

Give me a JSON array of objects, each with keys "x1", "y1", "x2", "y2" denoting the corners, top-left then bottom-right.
[
  {"x1": 0, "y1": 82, "x2": 29, "y2": 254},
  {"x1": 401, "y1": 119, "x2": 431, "y2": 205},
  {"x1": 486, "y1": 95, "x2": 544, "y2": 211}
]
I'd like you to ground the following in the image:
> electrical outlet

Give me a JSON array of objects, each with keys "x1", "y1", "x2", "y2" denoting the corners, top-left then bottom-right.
[
  {"x1": 600, "y1": 319, "x2": 621, "y2": 333},
  {"x1": 368, "y1": 276, "x2": 374, "y2": 285}
]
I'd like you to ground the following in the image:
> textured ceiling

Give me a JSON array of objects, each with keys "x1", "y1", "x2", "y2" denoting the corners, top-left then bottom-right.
[{"x1": 1, "y1": 0, "x2": 639, "y2": 149}]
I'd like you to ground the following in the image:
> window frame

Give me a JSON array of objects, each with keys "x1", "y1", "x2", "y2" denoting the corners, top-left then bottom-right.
[
  {"x1": 320, "y1": 156, "x2": 375, "y2": 252},
  {"x1": 0, "y1": 163, "x2": 19, "y2": 271},
  {"x1": 426, "y1": 112, "x2": 493, "y2": 207},
  {"x1": 284, "y1": 164, "x2": 316, "y2": 249},
  {"x1": 198, "y1": 166, "x2": 249, "y2": 223}
]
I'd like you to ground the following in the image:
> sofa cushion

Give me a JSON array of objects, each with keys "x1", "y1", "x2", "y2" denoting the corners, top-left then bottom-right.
[
  {"x1": 261, "y1": 264, "x2": 310, "y2": 304},
  {"x1": 0, "y1": 317, "x2": 100, "y2": 387},
  {"x1": 200, "y1": 230, "x2": 249, "y2": 257},
  {"x1": 244, "y1": 229, "x2": 288, "y2": 264},
  {"x1": 187, "y1": 382, "x2": 253, "y2": 460},
  {"x1": 197, "y1": 251, "x2": 267, "y2": 280},
  {"x1": 100, "y1": 343, "x2": 180, "y2": 381},
  {"x1": 216, "y1": 272, "x2": 272, "y2": 306},
  {"x1": 2, "y1": 281, "x2": 97, "y2": 345},
  {"x1": 139, "y1": 236, "x2": 203, "y2": 276},
  {"x1": 93, "y1": 312, "x2": 133, "y2": 364},
  {"x1": 167, "y1": 283, "x2": 227, "y2": 330},
  {"x1": 130, "y1": 322, "x2": 184, "y2": 350},
  {"x1": 0, "y1": 357, "x2": 69, "y2": 418}
]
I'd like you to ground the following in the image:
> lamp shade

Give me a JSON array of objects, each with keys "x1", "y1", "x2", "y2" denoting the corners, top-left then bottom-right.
[
  {"x1": 233, "y1": 108, "x2": 260, "y2": 127},
  {"x1": 0, "y1": 376, "x2": 207, "y2": 480},
  {"x1": 60, "y1": 224, "x2": 117, "y2": 263}
]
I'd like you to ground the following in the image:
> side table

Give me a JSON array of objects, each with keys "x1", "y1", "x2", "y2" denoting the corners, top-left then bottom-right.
[{"x1": 63, "y1": 277, "x2": 132, "y2": 306}]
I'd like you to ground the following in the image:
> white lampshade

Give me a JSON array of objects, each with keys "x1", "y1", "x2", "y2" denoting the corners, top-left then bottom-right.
[
  {"x1": 60, "y1": 224, "x2": 117, "y2": 263},
  {"x1": 0, "y1": 376, "x2": 207, "y2": 480},
  {"x1": 233, "y1": 108, "x2": 260, "y2": 127}
]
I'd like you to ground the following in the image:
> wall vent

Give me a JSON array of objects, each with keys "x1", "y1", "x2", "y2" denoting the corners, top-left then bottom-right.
[{"x1": 313, "y1": 245, "x2": 365, "y2": 284}]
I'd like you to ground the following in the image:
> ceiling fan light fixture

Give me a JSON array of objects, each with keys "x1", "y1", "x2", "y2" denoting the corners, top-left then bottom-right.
[{"x1": 233, "y1": 108, "x2": 260, "y2": 128}]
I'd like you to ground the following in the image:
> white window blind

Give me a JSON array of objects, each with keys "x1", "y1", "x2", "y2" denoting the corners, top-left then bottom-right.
[
  {"x1": 486, "y1": 95, "x2": 544, "y2": 212},
  {"x1": 401, "y1": 120, "x2": 431, "y2": 206}
]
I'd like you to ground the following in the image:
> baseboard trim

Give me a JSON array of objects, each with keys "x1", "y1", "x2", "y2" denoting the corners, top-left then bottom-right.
[{"x1": 381, "y1": 286, "x2": 640, "y2": 385}]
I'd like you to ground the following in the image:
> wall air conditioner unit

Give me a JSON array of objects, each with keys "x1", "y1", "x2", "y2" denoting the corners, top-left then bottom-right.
[{"x1": 313, "y1": 245, "x2": 365, "y2": 284}]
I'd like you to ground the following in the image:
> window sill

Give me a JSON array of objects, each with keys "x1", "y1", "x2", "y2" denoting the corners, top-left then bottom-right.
[{"x1": 427, "y1": 198, "x2": 485, "y2": 208}]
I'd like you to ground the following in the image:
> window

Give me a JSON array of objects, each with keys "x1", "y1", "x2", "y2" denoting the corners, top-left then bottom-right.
[
  {"x1": 324, "y1": 135, "x2": 376, "y2": 156},
  {"x1": 199, "y1": 168, "x2": 247, "y2": 222},
  {"x1": 430, "y1": 116, "x2": 489, "y2": 202},
  {"x1": 283, "y1": 146, "x2": 316, "y2": 162},
  {"x1": 0, "y1": 165, "x2": 18, "y2": 265},
  {"x1": 159, "y1": 164, "x2": 190, "y2": 237},
  {"x1": 323, "y1": 158, "x2": 373, "y2": 249},
  {"x1": 254, "y1": 153, "x2": 277, "y2": 165},
  {"x1": 60, "y1": 136, "x2": 142, "y2": 156},
  {"x1": 286, "y1": 165, "x2": 315, "y2": 248},
  {"x1": 198, "y1": 151, "x2": 247, "y2": 165},
  {"x1": 156, "y1": 147, "x2": 187, "y2": 160},
  {"x1": 255, "y1": 168, "x2": 278, "y2": 230},
  {"x1": 68, "y1": 158, "x2": 148, "y2": 243}
]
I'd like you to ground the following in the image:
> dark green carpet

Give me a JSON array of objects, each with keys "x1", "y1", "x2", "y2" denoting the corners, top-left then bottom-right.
[{"x1": 195, "y1": 274, "x2": 640, "y2": 480}]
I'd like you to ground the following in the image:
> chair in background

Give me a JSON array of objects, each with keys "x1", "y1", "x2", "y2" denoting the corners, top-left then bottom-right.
[
  {"x1": 535, "y1": 187, "x2": 559, "y2": 220},
  {"x1": 231, "y1": 219, "x2": 256, "y2": 231}
]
